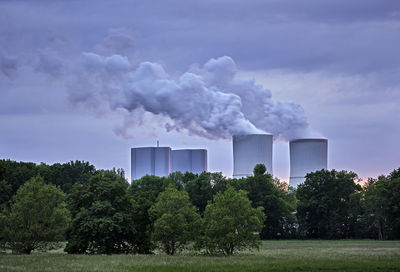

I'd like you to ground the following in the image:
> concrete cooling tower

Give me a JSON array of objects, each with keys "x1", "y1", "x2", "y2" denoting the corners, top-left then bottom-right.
[
  {"x1": 131, "y1": 147, "x2": 171, "y2": 180},
  {"x1": 171, "y1": 149, "x2": 207, "y2": 174},
  {"x1": 289, "y1": 138, "x2": 328, "y2": 188},
  {"x1": 233, "y1": 134, "x2": 273, "y2": 178}
]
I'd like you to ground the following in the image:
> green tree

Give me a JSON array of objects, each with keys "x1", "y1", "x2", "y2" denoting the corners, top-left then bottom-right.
[
  {"x1": 203, "y1": 186, "x2": 265, "y2": 255},
  {"x1": 38, "y1": 160, "x2": 96, "y2": 193},
  {"x1": 128, "y1": 175, "x2": 181, "y2": 254},
  {"x1": 150, "y1": 185, "x2": 201, "y2": 255},
  {"x1": 185, "y1": 172, "x2": 228, "y2": 214},
  {"x1": 185, "y1": 172, "x2": 214, "y2": 214},
  {"x1": 0, "y1": 160, "x2": 97, "y2": 207},
  {"x1": 386, "y1": 168, "x2": 400, "y2": 238},
  {"x1": 65, "y1": 170, "x2": 135, "y2": 254},
  {"x1": 253, "y1": 163, "x2": 267, "y2": 176},
  {"x1": 363, "y1": 168, "x2": 400, "y2": 239},
  {"x1": 168, "y1": 171, "x2": 198, "y2": 187},
  {"x1": 0, "y1": 176, "x2": 69, "y2": 254},
  {"x1": 0, "y1": 180, "x2": 12, "y2": 210},
  {"x1": 297, "y1": 169, "x2": 362, "y2": 238},
  {"x1": 0, "y1": 160, "x2": 39, "y2": 206},
  {"x1": 232, "y1": 165, "x2": 297, "y2": 239}
]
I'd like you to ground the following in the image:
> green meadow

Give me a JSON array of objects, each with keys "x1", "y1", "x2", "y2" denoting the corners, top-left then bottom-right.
[{"x1": 1, "y1": 240, "x2": 400, "y2": 272}]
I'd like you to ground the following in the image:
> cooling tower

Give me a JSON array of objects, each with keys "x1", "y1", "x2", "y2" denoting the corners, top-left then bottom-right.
[
  {"x1": 233, "y1": 134, "x2": 273, "y2": 178},
  {"x1": 171, "y1": 149, "x2": 208, "y2": 174},
  {"x1": 131, "y1": 147, "x2": 171, "y2": 180},
  {"x1": 289, "y1": 138, "x2": 328, "y2": 188}
]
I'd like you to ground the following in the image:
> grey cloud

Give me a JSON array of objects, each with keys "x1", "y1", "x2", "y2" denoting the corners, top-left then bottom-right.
[
  {"x1": 1, "y1": 0, "x2": 399, "y2": 75},
  {"x1": 0, "y1": 52, "x2": 18, "y2": 77},
  {"x1": 35, "y1": 48, "x2": 65, "y2": 76},
  {"x1": 82, "y1": 53, "x2": 131, "y2": 73},
  {"x1": 94, "y1": 28, "x2": 137, "y2": 56}
]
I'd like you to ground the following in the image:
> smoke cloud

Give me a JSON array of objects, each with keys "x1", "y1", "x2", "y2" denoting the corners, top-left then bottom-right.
[
  {"x1": 202, "y1": 56, "x2": 312, "y2": 140},
  {"x1": 1, "y1": 35, "x2": 315, "y2": 141},
  {"x1": 68, "y1": 52, "x2": 314, "y2": 140},
  {"x1": 73, "y1": 54, "x2": 263, "y2": 139}
]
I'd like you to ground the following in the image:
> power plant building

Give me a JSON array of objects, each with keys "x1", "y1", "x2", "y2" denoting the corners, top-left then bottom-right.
[
  {"x1": 171, "y1": 149, "x2": 207, "y2": 174},
  {"x1": 131, "y1": 135, "x2": 328, "y2": 185},
  {"x1": 131, "y1": 147, "x2": 171, "y2": 180},
  {"x1": 289, "y1": 138, "x2": 328, "y2": 188},
  {"x1": 232, "y1": 134, "x2": 273, "y2": 178}
]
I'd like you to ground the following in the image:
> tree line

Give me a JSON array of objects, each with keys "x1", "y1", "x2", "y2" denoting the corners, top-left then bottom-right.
[{"x1": 0, "y1": 159, "x2": 399, "y2": 254}]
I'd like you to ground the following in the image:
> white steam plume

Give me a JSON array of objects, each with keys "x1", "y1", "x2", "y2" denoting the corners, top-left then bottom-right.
[
  {"x1": 68, "y1": 53, "x2": 314, "y2": 140},
  {"x1": 202, "y1": 56, "x2": 312, "y2": 140},
  {"x1": 72, "y1": 54, "x2": 263, "y2": 139},
  {"x1": 2, "y1": 39, "x2": 315, "y2": 140}
]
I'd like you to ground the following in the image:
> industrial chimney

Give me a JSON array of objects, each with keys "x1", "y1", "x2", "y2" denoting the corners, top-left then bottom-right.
[
  {"x1": 289, "y1": 138, "x2": 328, "y2": 188},
  {"x1": 232, "y1": 134, "x2": 273, "y2": 178}
]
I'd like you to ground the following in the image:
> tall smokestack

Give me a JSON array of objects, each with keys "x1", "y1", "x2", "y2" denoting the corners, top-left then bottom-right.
[
  {"x1": 289, "y1": 138, "x2": 328, "y2": 188},
  {"x1": 232, "y1": 134, "x2": 273, "y2": 178}
]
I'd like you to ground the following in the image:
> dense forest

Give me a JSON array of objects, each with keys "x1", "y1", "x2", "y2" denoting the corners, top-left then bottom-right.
[{"x1": 0, "y1": 159, "x2": 399, "y2": 254}]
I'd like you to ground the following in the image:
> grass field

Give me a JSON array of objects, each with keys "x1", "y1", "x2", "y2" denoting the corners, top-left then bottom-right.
[{"x1": 1, "y1": 240, "x2": 400, "y2": 271}]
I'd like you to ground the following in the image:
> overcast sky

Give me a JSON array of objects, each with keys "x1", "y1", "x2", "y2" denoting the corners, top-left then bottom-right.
[{"x1": 1, "y1": 0, "x2": 399, "y2": 182}]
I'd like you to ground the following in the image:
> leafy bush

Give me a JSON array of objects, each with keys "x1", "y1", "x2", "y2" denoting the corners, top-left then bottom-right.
[
  {"x1": 1, "y1": 176, "x2": 70, "y2": 254},
  {"x1": 203, "y1": 186, "x2": 265, "y2": 255}
]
